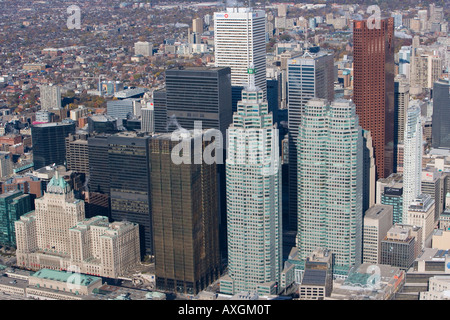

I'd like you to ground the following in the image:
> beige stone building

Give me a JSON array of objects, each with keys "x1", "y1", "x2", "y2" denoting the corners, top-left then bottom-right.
[
  {"x1": 432, "y1": 229, "x2": 450, "y2": 250},
  {"x1": 28, "y1": 268, "x2": 102, "y2": 298},
  {"x1": 15, "y1": 172, "x2": 140, "y2": 279},
  {"x1": 420, "y1": 276, "x2": 450, "y2": 300},
  {"x1": 410, "y1": 37, "x2": 443, "y2": 94},
  {"x1": 363, "y1": 205, "x2": 393, "y2": 264},
  {"x1": 406, "y1": 194, "x2": 436, "y2": 249}
]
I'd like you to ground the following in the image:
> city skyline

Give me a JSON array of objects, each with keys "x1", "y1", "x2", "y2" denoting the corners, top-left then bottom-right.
[{"x1": 0, "y1": 0, "x2": 448, "y2": 305}]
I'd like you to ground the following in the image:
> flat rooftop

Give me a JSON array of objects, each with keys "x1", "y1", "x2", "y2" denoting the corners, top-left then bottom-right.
[
  {"x1": 416, "y1": 248, "x2": 450, "y2": 262},
  {"x1": 31, "y1": 121, "x2": 74, "y2": 128},
  {"x1": 365, "y1": 204, "x2": 393, "y2": 221},
  {"x1": 378, "y1": 173, "x2": 403, "y2": 185}
]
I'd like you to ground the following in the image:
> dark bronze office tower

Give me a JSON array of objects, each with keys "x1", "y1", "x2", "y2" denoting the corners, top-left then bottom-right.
[
  {"x1": 88, "y1": 135, "x2": 110, "y2": 194},
  {"x1": 87, "y1": 135, "x2": 111, "y2": 219},
  {"x1": 353, "y1": 18, "x2": 395, "y2": 180},
  {"x1": 108, "y1": 132, "x2": 152, "y2": 257},
  {"x1": 165, "y1": 66, "x2": 232, "y2": 258},
  {"x1": 31, "y1": 121, "x2": 76, "y2": 170},
  {"x1": 150, "y1": 131, "x2": 220, "y2": 295},
  {"x1": 153, "y1": 89, "x2": 167, "y2": 133}
]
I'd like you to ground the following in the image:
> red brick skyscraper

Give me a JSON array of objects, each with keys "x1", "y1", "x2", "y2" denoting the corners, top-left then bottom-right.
[{"x1": 353, "y1": 18, "x2": 395, "y2": 179}]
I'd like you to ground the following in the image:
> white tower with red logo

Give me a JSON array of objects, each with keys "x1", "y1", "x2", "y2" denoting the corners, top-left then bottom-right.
[{"x1": 214, "y1": 6, "x2": 267, "y2": 99}]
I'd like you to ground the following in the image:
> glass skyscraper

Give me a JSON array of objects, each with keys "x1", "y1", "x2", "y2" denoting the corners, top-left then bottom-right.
[
  {"x1": 287, "y1": 51, "x2": 334, "y2": 230},
  {"x1": 432, "y1": 79, "x2": 450, "y2": 149},
  {"x1": 221, "y1": 69, "x2": 282, "y2": 295},
  {"x1": 296, "y1": 98, "x2": 363, "y2": 276},
  {"x1": 352, "y1": 18, "x2": 395, "y2": 180},
  {"x1": 402, "y1": 101, "x2": 423, "y2": 223},
  {"x1": 108, "y1": 132, "x2": 152, "y2": 257},
  {"x1": 0, "y1": 191, "x2": 32, "y2": 247},
  {"x1": 150, "y1": 131, "x2": 220, "y2": 295},
  {"x1": 31, "y1": 121, "x2": 76, "y2": 170}
]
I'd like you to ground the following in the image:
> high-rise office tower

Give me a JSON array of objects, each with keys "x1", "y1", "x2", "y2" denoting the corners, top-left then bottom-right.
[
  {"x1": 406, "y1": 194, "x2": 435, "y2": 249},
  {"x1": 221, "y1": 69, "x2": 282, "y2": 295},
  {"x1": 141, "y1": 105, "x2": 154, "y2": 133},
  {"x1": 31, "y1": 121, "x2": 76, "y2": 170},
  {"x1": 0, "y1": 191, "x2": 32, "y2": 247},
  {"x1": 214, "y1": 7, "x2": 267, "y2": 99},
  {"x1": 108, "y1": 132, "x2": 152, "y2": 257},
  {"x1": 363, "y1": 204, "x2": 393, "y2": 264},
  {"x1": 394, "y1": 75, "x2": 410, "y2": 172},
  {"x1": 296, "y1": 98, "x2": 363, "y2": 276},
  {"x1": 65, "y1": 133, "x2": 89, "y2": 175},
  {"x1": 287, "y1": 50, "x2": 334, "y2": 229},
  {"x1": 165, "y1": 67, "x2": 232, "y2": 136},
  {"x1": 421, "y1": 168, "x2": 445, "y2": 222},
  {"x1": 432, "y1": 79, "x2": 450, "y2": 149},
  {"x1": 87, "y1": 135, "x2": 111, "y2": 219},
  {"x1": 165, "y1": 66, "x2": 232, "y2": 256},
  {"x1": 402, "y1": 101, "x2": 423, "y2": 223},
  {"x1": 153, "y1": 89, "x2": 167, "y2": 133},
  {"x1": 192, "y1": 17, "x2": 203, "y2": 33},
  {"x1": 410, "y1": 38, "x2": 443, "y2": 95},
  {"x1": 39, "y1": 84, "x2": 61, "y2": 111},
  {"x1": 134, "y1": 41, "x2": 153, "y2": 57},
  {"x1": 87, "y1": 135, "x2": 110, "y2": 195},
  {"x1": 150, "y1": 131, "x2": 220, "y2": 295},
  {"x1": 394, "y1": 75, "x2": 410, "y2": 146},
  {"x1": 353, "y1": 18, "x2": 395, "y2": 180}
]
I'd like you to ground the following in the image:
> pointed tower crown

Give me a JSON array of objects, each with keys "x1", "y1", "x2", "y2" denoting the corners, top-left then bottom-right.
[
  {"x1": 46, "y1": 171, "x2": 71, "y2": 194},
  {"x1": 247, "y1": 64, "x2": 257, "y2": 91}
]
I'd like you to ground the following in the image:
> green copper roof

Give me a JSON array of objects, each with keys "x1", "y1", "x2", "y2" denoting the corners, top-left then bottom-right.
[
  {"x1": 48, "y1": 175, "x2": 68, "y2": 188},
  {"x1": 46, "y1": 171, "x2": 71, "y2": 194},
  {"x1": 32, "y1": 269, "x2": 101, "y2": 286}
]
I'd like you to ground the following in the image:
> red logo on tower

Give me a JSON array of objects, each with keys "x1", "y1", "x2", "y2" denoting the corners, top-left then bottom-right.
[{"x1": 224, "y1": 14, "x2": 229, "y2": 18}]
